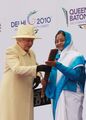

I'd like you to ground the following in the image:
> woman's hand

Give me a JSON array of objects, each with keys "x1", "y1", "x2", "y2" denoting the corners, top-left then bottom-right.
[
  {"x1": 45, "y1": 60, "x2": 56, "y2": 67},
  {"x1": 41, "y1": 79, "x2": 47, "y2": 87}
]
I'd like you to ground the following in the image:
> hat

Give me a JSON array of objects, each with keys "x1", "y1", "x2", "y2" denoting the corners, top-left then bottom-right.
[{"x1": 12, "y1": 24, "x2": 39, "y2": 39}]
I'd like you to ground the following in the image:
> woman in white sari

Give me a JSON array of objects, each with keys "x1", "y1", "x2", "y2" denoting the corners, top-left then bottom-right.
[{"x1": 45, "y1": 30, "x2": 85, "y2": 120}]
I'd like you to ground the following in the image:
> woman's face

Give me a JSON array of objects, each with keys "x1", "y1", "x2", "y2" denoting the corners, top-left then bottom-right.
[
  {"x1": 55, "y1": 33, "x2": 65, "y2": 51},
  {"x1": 17, "y1": 38, "x2": 34, "y2": 52}
]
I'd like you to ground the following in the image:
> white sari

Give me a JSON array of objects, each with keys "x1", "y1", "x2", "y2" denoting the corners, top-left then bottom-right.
[{"x1": 45, "y1": 31, "x2": 85, "y2": 120}]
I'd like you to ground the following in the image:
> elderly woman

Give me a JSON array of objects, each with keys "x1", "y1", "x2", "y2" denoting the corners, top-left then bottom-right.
[
  {"x1": 0, "y1": 24, "x2": 40, "y2": 120},
  {"x1": 44, "y1": 30, "x2": 85, "y2": 120}
]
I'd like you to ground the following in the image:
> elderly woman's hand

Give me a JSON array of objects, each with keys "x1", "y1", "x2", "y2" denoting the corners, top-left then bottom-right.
[{"x1": 45, "y1": 60, "x2": 56, "y2": 67}]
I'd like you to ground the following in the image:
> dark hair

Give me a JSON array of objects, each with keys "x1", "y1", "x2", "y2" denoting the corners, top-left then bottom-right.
[{"x1": 55, "y1": 30, "x2": 65, "y2": 40}]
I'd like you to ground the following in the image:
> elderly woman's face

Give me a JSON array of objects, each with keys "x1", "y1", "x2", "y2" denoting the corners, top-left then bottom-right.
[
  {"x1": 17, "y1": 38, "x2": 34, "y2": 52},
  {"x1": 55, "y1": 33, "x2": 65, "y2": 51}
]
